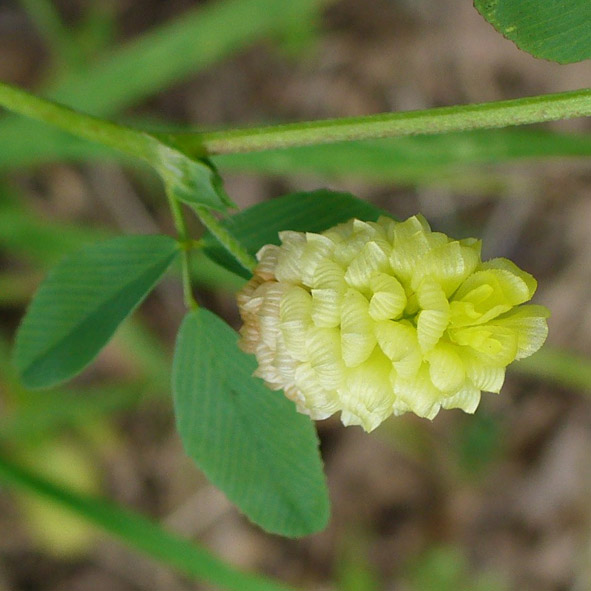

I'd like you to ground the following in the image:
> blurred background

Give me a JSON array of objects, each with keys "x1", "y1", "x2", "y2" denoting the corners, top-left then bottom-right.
[{"x1": 1, "y1": 0, "x2": 591, "y2": 590}]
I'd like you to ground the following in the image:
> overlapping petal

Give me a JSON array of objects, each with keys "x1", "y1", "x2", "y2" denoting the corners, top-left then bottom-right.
[
  {"x1": 340, "y1": 289, "x2": 376, "y2": 367},
  {"x1": 369, "y1": 273, "x2": 406, "y2": 321}
]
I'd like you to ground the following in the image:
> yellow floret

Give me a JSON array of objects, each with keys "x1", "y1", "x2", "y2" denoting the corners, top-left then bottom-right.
[{"x1": 238, "y1": 215, "x2": 550, "y2": 432}]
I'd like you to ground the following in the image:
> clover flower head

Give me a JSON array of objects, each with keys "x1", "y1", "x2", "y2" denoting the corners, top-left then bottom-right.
[{"x1": 237, "y1": 215, "x2": 549, "y2": 432}]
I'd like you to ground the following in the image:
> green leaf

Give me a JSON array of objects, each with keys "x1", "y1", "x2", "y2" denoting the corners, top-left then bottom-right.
[
  {"x1": 172, "y1": 308, "x2": 330, "y2": 537},
  {"x1": 474, "y1": 0, "x2": 591, "y2": 64},
  {"x1": 14, "y1": 235, "x2": 179, "y2": 389},
  {"x1": 0, "y1": 454, "x2": 295, "y2": 591},
  {"x1": 202, "y1": 189, "x2": 385, "y2": 278}
]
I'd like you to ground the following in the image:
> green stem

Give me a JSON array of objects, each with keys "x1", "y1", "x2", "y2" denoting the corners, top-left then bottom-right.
[
  {"x1": 3, "y1": 80, "x2": 591, "y2": 161},
  {"x1": 194, "y1": 206, "x2": 257, "y2": 273},
  {"x1": 167, "y1": 87, "x2": 591, "y2": 155},
  {"x1": 0, "y1": 80, "x2": 157, "y2": 162},
  {"x1": 165, "y1": 188, "x2": 198, "y2": 310},
  {"x1": 180, "y1": 251, "x2": 198, "y2": 310}
]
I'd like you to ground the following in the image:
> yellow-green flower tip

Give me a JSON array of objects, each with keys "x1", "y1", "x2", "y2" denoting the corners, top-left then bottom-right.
[{"x1": 237, "y1": 216, "x2": 550, "y2": 432}]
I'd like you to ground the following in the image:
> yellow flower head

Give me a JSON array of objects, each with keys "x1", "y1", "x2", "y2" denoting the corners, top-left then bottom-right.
[{"x1": 237, "y1": 215, "x2": 549, "y2": 432}]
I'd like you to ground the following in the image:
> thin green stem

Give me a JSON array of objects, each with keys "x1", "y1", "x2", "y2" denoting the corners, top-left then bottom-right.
[
  {"x1": 181, "y1": 255, "x2": 198, "y2": 310},
  {"x1": 165, "y1": 188, "x2": 198, "y2": 310},
  {"x1": 166, "y1": 87, "x2": 591, "y2": 156},
  {"x1": 194, "y1": 206, "x2": 257, "y2": 274}
]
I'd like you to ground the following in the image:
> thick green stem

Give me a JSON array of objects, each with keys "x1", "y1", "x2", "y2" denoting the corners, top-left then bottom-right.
[
  {"x1": 3, "y1": 80, "x2": 591, "y2": 160},
  {"x1": 167, "y1": 87, "x2": 591, "y2": 155}
]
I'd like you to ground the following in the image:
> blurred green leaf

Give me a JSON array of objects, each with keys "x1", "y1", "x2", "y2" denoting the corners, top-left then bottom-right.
[
  {"x1": 0, "y1": 454, "x2": 295, "y2": 591},
  {"x1": 408, "y1": 546, "x2": 466, "y2": 591},
  {"x1": 73, "y1": 2, "x2": 117, "y2": 60},
  {"x1": 5, "y1": 127, "x2": 591, "y2": 189},
  {"x1": 474, "y1": 0, "x2": 591, "y2": 64},
  {"x1": 0, "y1": 384, "x2": 143, "y2": 442},
  {"x1": 0, "y1": 186, "x2": 243, "y2": 293},
  {"x1": 455, "y1": 411, "x2": 503, "y2": 478},
  {"x1": 172, "y1": 308, "x2": 330, "y2": 537},
  {"x1": 0, "y1": 200, "x2": 108, "y2": 266},
  {"x1": 18, "y1": 0, "x2": 85, "y2": 70},
  {"x1": 512, "y1": 346, "x2": 591, "y2": 392},
  {"x1": 213, "y1": 129, "x2": 591, "y2": 182},
  {"x1": 336, "y1": 531, "x2": 381, "y2": 591},
  {"x1": 0, "y1": 0, "x2": 328, "y2": 170},
  {"x1": 14, "y1": 235, "x2": 179, "y2": 389},
  {"x1": 47, "y1": 0, "x2": 327, "y2": 117},
  {"x1": 190, "y1": 250, "x2": 246, "y2": 292},
  {"x1": 0, "y1": 271, "x2": 42, "y2": 307},
  {"x1": 406, "y1": 545, "x2": 509, "y2": 591},
  {"x1": 203, "y1": 189, "x2": 385, "y2": 278}
]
